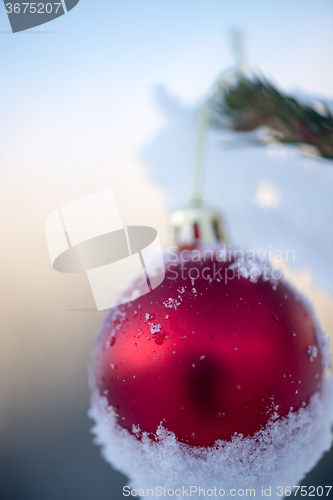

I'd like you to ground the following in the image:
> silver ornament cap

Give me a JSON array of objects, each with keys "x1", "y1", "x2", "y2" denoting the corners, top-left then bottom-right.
[{"x1": 171, "y1": 199, "x2": 227, "y2": 248}]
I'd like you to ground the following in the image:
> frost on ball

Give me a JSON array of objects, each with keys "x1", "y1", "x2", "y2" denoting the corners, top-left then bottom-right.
[{"x1": 89, "y1": 251, "x2": 333, "y2": 497}]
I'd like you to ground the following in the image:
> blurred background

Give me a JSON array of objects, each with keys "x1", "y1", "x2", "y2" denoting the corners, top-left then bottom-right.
[{"x1": 0, "y1": 1, "x2": 333, "y2": 498}]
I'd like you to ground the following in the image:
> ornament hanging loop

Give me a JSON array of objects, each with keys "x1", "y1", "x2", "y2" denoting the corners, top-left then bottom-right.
[
  {"x1": 191, "y1": 29, "x2": 247, "y2": 204},
  {"x1": 171, "y1": 31, "x2": 247, "y2": 248}
]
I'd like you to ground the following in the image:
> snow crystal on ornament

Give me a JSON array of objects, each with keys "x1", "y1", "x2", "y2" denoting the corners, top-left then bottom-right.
[
  {"x1": 89, "y1": 375, "x2": 333, "y2": 500},
  {"x1": 149, "y1": 323, "x2": 162, "y2": 334},
  {"x1": 308, "y1": 346, "x2": 319, "y2": 362},
  {"x1": 163, "y1": 298, "x2": 181, "y2": 310}
]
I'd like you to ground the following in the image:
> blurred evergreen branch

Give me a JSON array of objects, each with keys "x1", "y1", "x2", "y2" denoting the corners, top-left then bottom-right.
[{"x1": 211, "y1": 76, "x2": 333, "y2": 160}]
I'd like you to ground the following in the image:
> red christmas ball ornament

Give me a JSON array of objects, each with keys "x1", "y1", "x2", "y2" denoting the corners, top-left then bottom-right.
[{"x1": 92, "y1": 204, "x2": 325, "y2": 448}]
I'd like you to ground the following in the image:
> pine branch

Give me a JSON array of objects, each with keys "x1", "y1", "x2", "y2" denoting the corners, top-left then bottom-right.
[{"x1": 211, "y1": 76, "x2": 333, "y2": 160}]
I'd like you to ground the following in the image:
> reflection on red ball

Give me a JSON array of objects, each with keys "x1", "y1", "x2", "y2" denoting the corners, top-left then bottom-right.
[{"x1": 93, "y1": 252, "x2": 323, "y2": 447}]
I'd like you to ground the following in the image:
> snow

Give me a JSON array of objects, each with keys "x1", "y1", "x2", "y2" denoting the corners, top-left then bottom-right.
[
  {"x1": 308, "y1": 346, "x2": 319, "y2": 362},
  {"x1": 89, "y1": 375, "x2": 333, "y2": 499},
  {"x1": 149, "y1": 323, "x2": 162, "y2": 334},
  {"x1": 142, "y1": 86, "x2": 333, "y2": 294},
  {"x1": 163, "y1": 298, "x2": 181, "y2": 310}
]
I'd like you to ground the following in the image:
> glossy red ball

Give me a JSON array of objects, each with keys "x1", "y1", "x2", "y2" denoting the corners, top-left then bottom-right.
[{"x1": 93, "y1": 253, "x2": 323, "y2": 447}]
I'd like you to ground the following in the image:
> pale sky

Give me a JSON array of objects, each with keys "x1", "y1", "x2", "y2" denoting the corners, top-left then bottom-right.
[{"x1": 1, "y1": 0, "x2": 333, "y2": 159}]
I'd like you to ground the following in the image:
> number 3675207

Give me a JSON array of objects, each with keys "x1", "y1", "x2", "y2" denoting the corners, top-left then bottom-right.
[{"x1": 5, "y1": 3, "x2": 62, "y2": 14}]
